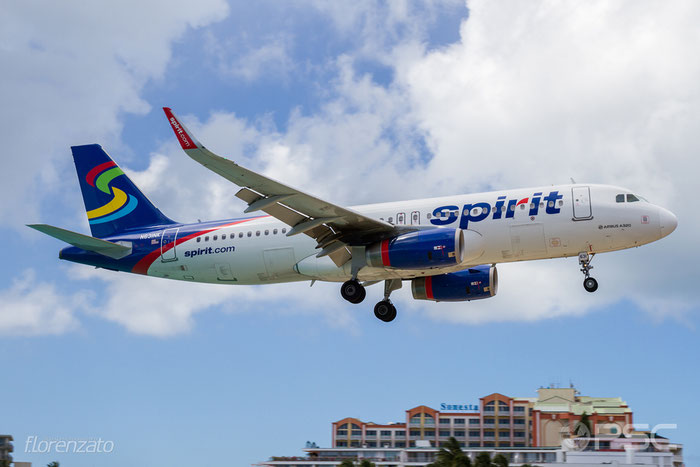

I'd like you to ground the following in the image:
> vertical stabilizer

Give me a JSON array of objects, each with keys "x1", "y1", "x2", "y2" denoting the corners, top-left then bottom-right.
[{"x1": 71, "y1": 144, "x2": 176, "y2": 238}]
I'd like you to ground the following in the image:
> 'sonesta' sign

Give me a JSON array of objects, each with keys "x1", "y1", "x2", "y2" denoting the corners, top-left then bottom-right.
[{"x1": 440, "y1": 403, "x2": 479, "y2": 411}]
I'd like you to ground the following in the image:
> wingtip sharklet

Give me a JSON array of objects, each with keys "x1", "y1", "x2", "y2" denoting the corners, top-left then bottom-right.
[{"x1": 163, "y1": 107, "x2": 201, "y2": 151}]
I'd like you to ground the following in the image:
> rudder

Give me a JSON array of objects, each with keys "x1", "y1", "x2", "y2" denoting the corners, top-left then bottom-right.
[{"x1": 72, "y1": 144, "x2": 176, "y2": 238}]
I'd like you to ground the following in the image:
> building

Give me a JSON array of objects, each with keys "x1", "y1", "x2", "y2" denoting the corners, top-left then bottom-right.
[
  {"x1": 0, "y1": 435, "x2": 13, "y2": 464},
  {"x1": 332, "y1": 387, "x2": 633, "y2": 449},
  {"x1": 255, "y1": 388, "x2": 684, "y2": 467}
]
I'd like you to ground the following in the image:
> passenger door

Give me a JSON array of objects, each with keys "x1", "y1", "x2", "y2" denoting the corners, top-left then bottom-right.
[{"x1": 572, "y1": 186, "x2": 593, "y2": 220}]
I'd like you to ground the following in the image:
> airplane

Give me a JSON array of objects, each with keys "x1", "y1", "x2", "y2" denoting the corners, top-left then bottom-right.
[{"x1": 28, "y1": 107, "x2": 678, "y2": 322}]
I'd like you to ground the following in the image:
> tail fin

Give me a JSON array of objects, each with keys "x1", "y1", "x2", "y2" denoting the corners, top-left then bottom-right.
[{"x1": 72, "y1": 144, "x2": 176, "y2": 238}]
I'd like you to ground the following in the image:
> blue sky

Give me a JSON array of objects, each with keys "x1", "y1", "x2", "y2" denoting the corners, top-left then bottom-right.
[{"x1": 2, "y1": 1, "x2": 699, "y2": 466}]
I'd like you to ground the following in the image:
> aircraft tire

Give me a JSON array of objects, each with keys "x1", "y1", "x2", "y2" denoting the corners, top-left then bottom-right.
[
  {"x1": 341, "y1": 280, "x2": 366, "y2": 304},
  {"x1": 583, "y1": 277, "x2": 598, "y2": 293},
  {"x1": 374, "y1": 300, "x2": 397, "y2": 322}
]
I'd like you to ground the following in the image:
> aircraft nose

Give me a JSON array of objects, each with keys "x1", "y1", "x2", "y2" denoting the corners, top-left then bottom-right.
[{"x1": 658, "y1": 207, "x2": 678, "y2": 238}]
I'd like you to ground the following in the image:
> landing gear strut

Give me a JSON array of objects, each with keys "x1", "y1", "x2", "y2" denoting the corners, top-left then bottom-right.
[
  {"x1": 578, "y1": 252, "x2": 598, "y2": 293},
  {"x1": 374, "y1": 279, "x2": 401, "y2": 322},
  {"x1": 341, "y1": 279, "x2": 366, "y2": 304}
]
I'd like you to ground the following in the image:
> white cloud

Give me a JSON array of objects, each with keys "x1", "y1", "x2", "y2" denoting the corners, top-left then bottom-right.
[
  {"x1": 0, "y1": 0, "x2": 229, "y2": 231},
  {"x1": 0, "y1": 270, "x2": 84, "y2": 336}
]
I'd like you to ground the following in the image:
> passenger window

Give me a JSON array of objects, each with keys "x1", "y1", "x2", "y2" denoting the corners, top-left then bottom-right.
[
  {"x1": 222, "y1": 234, "x2": 226, "y2": 240},
  {"x1": 239, "y1": 232, "x2": 243, "y2": 238},
  {"x1": 256, "y1": 231, "x2": 261, "y2": 236},
  {"x1": 548, "y1": 201, "x2": 554, "y2": 208},
  {"x1": 558, "y1": 200, "x2": 564, "y2": 207},
  {"x1": 213, "y1": 235, "x2": 218, "y2": 241},
  {"x1": 273, "y1": 228, "x2": 278, "y2": 235},
  {"x1": 616, "y1": 194, "x2": 625, "y2": 203},
  {"x1": 282, "y1": 228, "x2": 287, "y2": 234},
  {"x1": 247, "y1": 232, "x2": 252, "y2": 237},
  {"x1": 388, "y1": 217, "x2": 393, "y2": 223},
  {"x1": 197, "y1": 237, "x2": 201, "y2": 243},
  {"x1": 529, "y1": 203, "x2": 535, "y2": 210},
  {"x1": 426, "y1": 213, "x2": 432, "y2": 219},
  {"x1": 205, "y1": 236, "x2": 209, "y2": 241},
  {"x1": 264, "y1": 230, "x2": 269, "y2": 235},
  {"x1": 509, "y1": 205, "x2": 515, "y2": 212},
  {"x1": 626, "y1": 194, "x2": 639, "y2": 202}
]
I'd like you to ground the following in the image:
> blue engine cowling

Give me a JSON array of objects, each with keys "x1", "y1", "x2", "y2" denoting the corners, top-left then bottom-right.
[
  {"x1": 366, "y1": 228, "x2": 464, "y2": 270},
  {"x1": 411, "y1": 265, "x2": 498, "y2": 301}
]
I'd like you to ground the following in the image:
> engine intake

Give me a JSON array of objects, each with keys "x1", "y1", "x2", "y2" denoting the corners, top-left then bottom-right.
[
  {"x1": 366, "y1": 228, "x2": 464, "y2": 270},
  {"x1": 411, "y1": 265, "x2": 498, "y2": 302}
]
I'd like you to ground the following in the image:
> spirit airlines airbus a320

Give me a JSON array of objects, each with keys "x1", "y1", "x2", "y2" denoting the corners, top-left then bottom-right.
[{"x1": 29, "y1": 108, "x2": 678, "y2": 322}]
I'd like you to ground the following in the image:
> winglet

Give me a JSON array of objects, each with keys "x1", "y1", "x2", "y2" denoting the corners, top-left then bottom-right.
[{"x1": 163, "y1": 107, "x2": 201, "y2": 150}]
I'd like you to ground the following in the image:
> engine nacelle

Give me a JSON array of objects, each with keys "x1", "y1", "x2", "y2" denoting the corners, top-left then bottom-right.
[
  {"x1": 411, "y1": 265, "x2": 498, "y2": 302},
  {"x1": 366, "y1": 228, "x2": 464, "y2": 270}
]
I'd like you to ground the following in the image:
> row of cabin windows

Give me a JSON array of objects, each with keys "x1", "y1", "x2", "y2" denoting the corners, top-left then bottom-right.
[{"x1": 195, "y1": 227, "x2": 288, "y2": 243}]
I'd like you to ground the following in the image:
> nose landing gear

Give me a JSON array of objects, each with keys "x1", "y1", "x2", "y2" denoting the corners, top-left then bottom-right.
[{"x1": 579, "y1": 252, "x2": 598, "y2": 293}]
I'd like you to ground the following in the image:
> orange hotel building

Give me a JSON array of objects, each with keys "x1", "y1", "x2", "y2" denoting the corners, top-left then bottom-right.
[{"x1": 332, "y1": 387, "x2": 633, "y2": 449}]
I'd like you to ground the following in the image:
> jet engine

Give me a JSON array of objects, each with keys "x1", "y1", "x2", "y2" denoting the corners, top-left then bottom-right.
[
  {"x1": 411, "y1": 265, "x2": 498, "y2": 301},
  {"x1": 366, "y1": 228, "x2": 464, "y2": 270}
]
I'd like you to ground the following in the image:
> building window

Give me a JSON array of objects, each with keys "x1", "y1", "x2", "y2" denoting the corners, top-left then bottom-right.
[
  {"x1": 514, "y1": 419, "x2": 525, "y2": 425},
  {"x1": 499, "y1": 431, "x2": 510, "y2": 438},
  {"x1": 469, "y1": 419, "x2": 480, "y2": 425},
  {"x1": 454, "y1": 419, "x2": 465, "y2": 425},
  {"x1": 469, "y1": 431, "x2": 479, "y2": 437},
  {"x1": 498, "y1": 442, "x2": 510, "y2": 447},
  {"x1": 484, "y1": 431, "x2": 494, "y2": 437},
  {"x1": 366, "y1": 430, "x2": 376, "y2": 436},
  {"x1": 350, "y1": 441, "x2": 360, "y2": 447},
  {"x1": 439, "y1": 430, "x2": 450, "y2": 437},
  {"x1": 336, "y1": 441, "x2": 347, "y2": 447},
  {"x1": 336, "y1": 430, "x2": 347, "y2": 436},
  {"x1": 366, "y1": 441, "x2": 376, "y2": 447},
  {"x1": 454, "y1": 431, "x2": 465, "y2": 437},
  {"x1": 395, "y1": 442, "x2": 405, "y2": 448},
  {"x1": 395, "y1": 431, "x2": 405, "y2": 437},
  {"x1": 469, "y1": 442, "x2": 480, "y2": 447},
  {"x1": 484, "y1": 442, "x2": 494, "y2": 447},
  {"x1": 514, "y1": 431, "x2": 525, "y2": 438},
  {"x1": 351, "y1": 430, "x2": 361, "y2": 436},
  {"x1": 380, "y1": 431, "x2": 392, "y2": 437},
  {"x1": 439, "y1": 419, "x2": 450, "y2": 425},
  {"x1": 424, "y1": 430, "x2": 435, "y2": 437},
  {"x1": 514, "y1": 406, "x2": 525, "y2": 412},
  {"x1": 484, "y1": 418, "x2": 495, "y2": 425},
  {"x1": 410, "y1": 430, "x2": 421, "y2": 437}
]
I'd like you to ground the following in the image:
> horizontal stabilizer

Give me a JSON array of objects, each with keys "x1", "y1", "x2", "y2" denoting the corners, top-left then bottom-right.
[{"x1": 27, "y1": 224, "x2": 132, "y2": 259}]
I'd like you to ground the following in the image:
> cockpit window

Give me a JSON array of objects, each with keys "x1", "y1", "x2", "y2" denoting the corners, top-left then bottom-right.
[
  {"x1": 616, "y1": 194, "x2": 625, "y2": 203},
  {"x1": 626, "y1": 194, "x2": 640, "y2": 202}
]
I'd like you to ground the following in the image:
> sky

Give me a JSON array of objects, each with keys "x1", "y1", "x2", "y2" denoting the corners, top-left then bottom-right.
[{"x1": 1, "y1": 1, "x2": 699, "y2": 465}]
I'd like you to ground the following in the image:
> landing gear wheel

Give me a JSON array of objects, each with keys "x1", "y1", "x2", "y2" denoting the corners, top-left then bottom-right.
[
  {"x1": 583, "y1": 277, "x2": 598, "y2": 293},
  {"x1": 341, "y1": 280, "x2": 366, "y2": 304},
  {"x1": 374, "y1": 300, "x2": 397, "y2": 322}
]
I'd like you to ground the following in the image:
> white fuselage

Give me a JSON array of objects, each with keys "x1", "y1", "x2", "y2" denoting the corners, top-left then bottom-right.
[{"x1": 147, "y1": 184, "x2": 676, "y2": 285}]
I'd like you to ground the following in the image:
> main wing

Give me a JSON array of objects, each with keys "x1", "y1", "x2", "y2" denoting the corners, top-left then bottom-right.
[{"x1": 163, "y1": 107, "x2": 402, "y2": 266}]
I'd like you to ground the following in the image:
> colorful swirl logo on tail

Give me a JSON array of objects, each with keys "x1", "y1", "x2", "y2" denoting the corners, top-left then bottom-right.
[{"x1": 85, "y1": 161, "x2": 138, "y2": 225}]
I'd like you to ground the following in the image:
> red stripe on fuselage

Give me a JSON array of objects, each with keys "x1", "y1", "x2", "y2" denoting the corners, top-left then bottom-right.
[
  {"x1": 425, "y1": 276, "x2": 434, "y2": 300},
  {"x1": 381, "y1": 239, "x2": 391, "y2": 266},
  {"x1": 131, "y1": 217, "x2": 263, "y2": 275},
  {"x1": 86, "y1": 161, "x2": 117, "y2": 186}
]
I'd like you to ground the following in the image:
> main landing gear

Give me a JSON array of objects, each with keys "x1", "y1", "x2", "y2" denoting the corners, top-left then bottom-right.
[
  {"x1": 578, "y1": 252, "x2": 598, "y2": 293},
  {"x1": 340, "y1": 278, "x2": 401, "y2": 322},
  {"x1": 341, "y1": 279, "x2": 366, "y2": 304}
]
